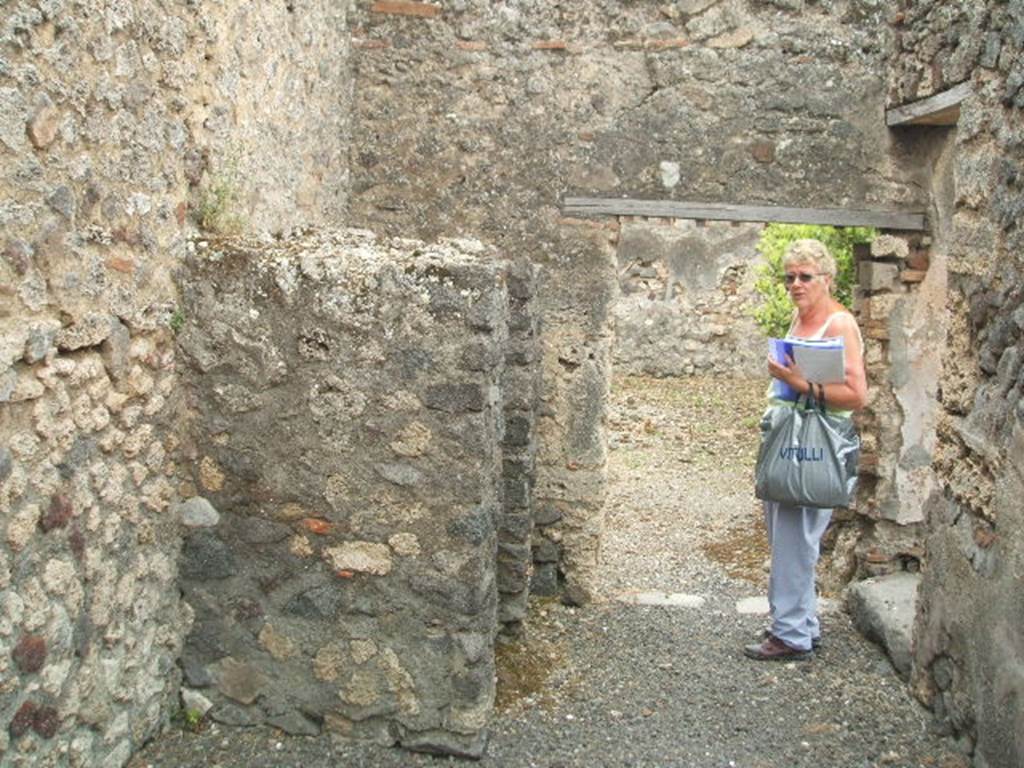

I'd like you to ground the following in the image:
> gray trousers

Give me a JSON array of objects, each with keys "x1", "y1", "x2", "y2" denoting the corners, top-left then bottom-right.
[{"x1": 764, "y1": 501, "x2": 832, "y2": 651}]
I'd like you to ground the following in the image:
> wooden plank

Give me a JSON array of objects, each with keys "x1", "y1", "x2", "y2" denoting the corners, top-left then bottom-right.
[
  {"x1": 886, "y1": 81, "x2": 972, "y2": 127},
  {"x1": 561, "y1": 197, "x2": 927, "y2": 231},
  {"x1": 370, "y1": 1, "x2": 441, "y2": 18}
]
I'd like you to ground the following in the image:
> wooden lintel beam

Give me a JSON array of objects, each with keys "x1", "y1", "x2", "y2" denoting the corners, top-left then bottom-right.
[
  {"x1": 886, "y1": 81, "x2": 972, "y2": 127},
  {"x1": 561, "y1": 198, "x2": 927, "y2": 231}
]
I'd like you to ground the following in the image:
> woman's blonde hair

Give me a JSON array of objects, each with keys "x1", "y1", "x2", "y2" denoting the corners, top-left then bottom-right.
[{"x1": 782, "y1": 238, "x2": 837, "y2": 281}]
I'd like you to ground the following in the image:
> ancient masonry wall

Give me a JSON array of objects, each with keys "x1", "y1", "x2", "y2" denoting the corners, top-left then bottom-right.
[
  {"x1": 889, "y1": 2, "x2": 1024, "y2": 766},
  {"x1": 346, "y1": 0, "x2": 919, "y2": 602},
  {"x1": 174, "y1": 230, "x2": 527, "y2": 757},
  {"x1": 0, "y1": 1, "x2": 349, "y2": 766},
  {"x1": 817, "y1": 231, "x2": 946, "y2": 592},
  {"x1": 613, "y1": 218, "x2": 765, "y2": 378}
]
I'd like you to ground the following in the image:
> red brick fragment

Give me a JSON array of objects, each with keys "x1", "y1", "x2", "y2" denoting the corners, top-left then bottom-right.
[
  {"x1": 864, "y1": 549, "x2": 890, "y2": 564},
  {"x1": 32, "y1": 706, "x2": 59, "y2": 739},
  {"x1": 68, "y1": 522, "x2": 86, "y2": 560},
  {"x1": 974, "y1": 526, "x2": 997, "y2": 549},
  {"x1": 175, "y1": 201, "x2": 187, "y2": 226},
  {"x1": 106, "y1": 257, "x2": 135, "y2": 274},
  {"x1": 751, "y1": 141, "x2": 776, "y2": 163},
  {"x1": 9, "y1": 702, "x2": 37, "y2": 737},
  {"x1": 302, "y1": 518, "x2": 332, "y2": 535},
  {"x1": 39, "y1": 493, "x2": 73, "y2": 532},
  {"x1": 12, "y1": 635, "x2": 47, "y2": 673},
  {"x1": 336, "y1": 569, "x2": 355, "y2": 579},
  {"x1": 906, "y1": 249, "x2": 931, "y2": 271},
  {"x1": 900, "y1": 269, "x2": 927, "y2": 283},
  {"x1": 370, "y1": 1, "x2": 440, "y2": 17}
]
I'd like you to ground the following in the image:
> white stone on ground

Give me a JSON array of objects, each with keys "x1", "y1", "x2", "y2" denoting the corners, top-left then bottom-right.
[
  {"x1": 615, "y1": 591, "x2": 706, "y2": 608},
  {"x1": 846, "y1": 572, "x2": 920, "y2": 679}
]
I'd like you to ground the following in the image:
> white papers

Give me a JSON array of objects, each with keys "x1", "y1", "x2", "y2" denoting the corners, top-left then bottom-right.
[{"x1": 769, "y1": 336, "x2": 845, "y2": 400}]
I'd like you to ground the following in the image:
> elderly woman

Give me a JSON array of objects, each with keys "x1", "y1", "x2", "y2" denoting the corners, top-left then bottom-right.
[{"x1": 744, "y1": 238, "x2": 867, "y2": 661}]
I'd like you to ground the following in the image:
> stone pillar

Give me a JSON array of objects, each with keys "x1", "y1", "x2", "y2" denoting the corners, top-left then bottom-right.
[
  {"x1": 496, "y1": 261, "x2": 541, "y2": 633},
  {"x1": 531, "y1": 219, "x2": 619, "y2": 605},
  {"x1": 844, "y1": 233, "x2": 943, "y2": 579},
  {"x1": 174, "y1": 230, "x2": 510, "y2": 757}
]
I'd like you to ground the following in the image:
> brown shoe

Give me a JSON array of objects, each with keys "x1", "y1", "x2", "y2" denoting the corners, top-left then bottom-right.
[
  {"x1": 761, "y1": 629, "x2": 821, "y2": 650},
  {"x1": 743, "y1": 635, "x2": 812, "y2": 661}
]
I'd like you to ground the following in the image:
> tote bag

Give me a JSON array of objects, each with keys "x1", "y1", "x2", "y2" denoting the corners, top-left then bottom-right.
[{"x1": 754, "y1": 392, "x2": 860, "y2": 509}]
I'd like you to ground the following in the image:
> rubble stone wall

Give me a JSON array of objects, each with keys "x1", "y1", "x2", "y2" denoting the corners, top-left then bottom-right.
[
  {"x1": 174, "y1": 230, "x2": 522, "y2": 757},
  {"x1": 613, "y1": 218, "x2": 765, "y2": 378},
  {"x1": 346, "y1": 0, "x2": 919, "y2": 601},
  {"x1": 818, "y1": 231, "x2": 946, "y2": 593},
  {"x1": 889, "y1": 2, "x2": 1024, "y2": 766},
  {"x1": 0, "y1": 1, "x2": 350, "y2": 765}
]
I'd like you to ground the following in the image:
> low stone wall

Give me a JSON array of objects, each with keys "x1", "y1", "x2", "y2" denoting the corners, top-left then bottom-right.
[
  {"x1": 612, "y1": 218, "x2": 765, "y2": 378},
  {"x1": 174, "y1": 230, "x2": 529, "y2": 756}
]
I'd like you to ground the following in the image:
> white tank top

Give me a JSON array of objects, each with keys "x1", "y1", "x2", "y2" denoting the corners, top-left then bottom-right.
[{"x1": 787, "y1": 311, "x2": 864, "y2": 355}]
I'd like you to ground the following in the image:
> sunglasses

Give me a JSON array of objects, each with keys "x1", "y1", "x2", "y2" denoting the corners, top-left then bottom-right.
[{"x1": 783, "y1": 272, "x2": 827, "y2": 286}]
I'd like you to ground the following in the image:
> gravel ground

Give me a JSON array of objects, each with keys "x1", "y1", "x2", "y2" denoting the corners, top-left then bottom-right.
[{"x1": 130, "y1": 375, "x2": 964, "y2": 768}]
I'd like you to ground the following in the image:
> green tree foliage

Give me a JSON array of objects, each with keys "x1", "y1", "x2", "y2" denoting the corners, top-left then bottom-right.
[{"x1": 751, "y1": 224, "x2": 875, "y2": 338}]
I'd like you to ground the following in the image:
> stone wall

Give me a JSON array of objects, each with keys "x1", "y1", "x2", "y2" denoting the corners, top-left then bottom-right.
[
  {"x1": 0, "y1": 1, "x2": 349, "y2": 765},
  {"x1": 346, "y1": 0, "x2": 918, "y2": 602},
  {"x1": 888, "y1": 2, "x2": 1024, "y2": 766},
  {"x1": 613, "y1": 218, "x2": 765, "y2": 378},
  {"x1": 818, "y1": 231, "x2": 946, "y2": 591},
  {"x1": 182, "y1": 1, "x2": 352, "y2": 234},
  {"x1": 174, "y1": 230, "x2": 526, "y2": 757}
]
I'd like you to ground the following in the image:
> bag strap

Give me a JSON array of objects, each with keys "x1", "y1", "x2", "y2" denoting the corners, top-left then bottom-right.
[{"x1": 798, "y1": 385, "x2": 827, "y2": 413}]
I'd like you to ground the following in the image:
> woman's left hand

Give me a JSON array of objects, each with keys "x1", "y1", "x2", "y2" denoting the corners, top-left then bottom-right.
[{"x1": 767, "y1": 354, "x2": 806, "y2": 393}]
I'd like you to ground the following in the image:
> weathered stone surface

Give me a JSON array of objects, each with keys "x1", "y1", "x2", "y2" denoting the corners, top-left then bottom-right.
[
  {"x1": 0, "y1": 446, "x2": 13, "y2": 487},
  {"x1": 181, "y1": 531, "x2": 236, "y2": 580},
  {"x1": 870, "y1": 235, "x2": 911, "y2": 260},
  {"x1": 177, "y1": 497, "x2": 220, "y2": 528},
  {"x1": 324, "y1": 542, "x2": 393, "y2": 576},
  {"x1": 27, "y1": 98, "x2": 60, "y2": 149},
  {"x1": 422, "y1": 383, "x2": 486, "y2": 413},
  {"x1": 848, "y1": 572, "x2": 919, "y2": 679},
  {"x1": 858, "y1": 261, "x2": 900, "y2": 292},
  {"x1": 213, "y1": 657, "x2": 266, "y2": 705},
  {"x1": 1, "y1": 2, "x2": 352, "y2": 765},
  {"x1": 401, "y1": 728, "x2": 489, "y2": 759},
  {"x1": 267, "y1": 711, "x2": 320, "y2": 736},
  {"x1": 257, "y1": 623, "x2": 297, "y2": 660},
  {"x1": 175, "y1": 232, "x2": 510, "y2": 753},
  {"x1": 181, "y1": 688, "x2": 214, "y2": 717},
  {"x1": 12, "y1": 634, "x2": 48, "y2": 673},
  {"x1": 39, "y1": 493, "x2": 73, "y2": 532},
  {"x1": 613, "y1": 220, "x2": 765, "y2": 378},
  {"x1": 284, "y1": 584, "x2": 343, "y2": 620},
  {"x1": 209, "y1": 703, "x2": 263, "y2": 727},
  {"x1": 55, "y1": 314, "x2": 113, "y2": 352}
]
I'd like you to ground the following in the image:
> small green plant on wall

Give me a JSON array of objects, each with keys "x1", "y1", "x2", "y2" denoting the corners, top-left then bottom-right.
[
  {"x1": 195, "y1": 151, "x2": 246, "y2": 235},
  {"x1": 751, "y1": 223, "x2": 875, "y2": 339},
  {"x1": 172, "y1": 706, "x2": 205, "y2": 733},
  {"x1": 168, "y1": 307, "x2": 185, "y2": 335}
]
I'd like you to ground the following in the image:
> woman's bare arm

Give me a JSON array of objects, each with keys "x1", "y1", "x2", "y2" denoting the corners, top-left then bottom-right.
[{"x1": 767, "y1": 312, "x2": 867, "y2": 410}]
